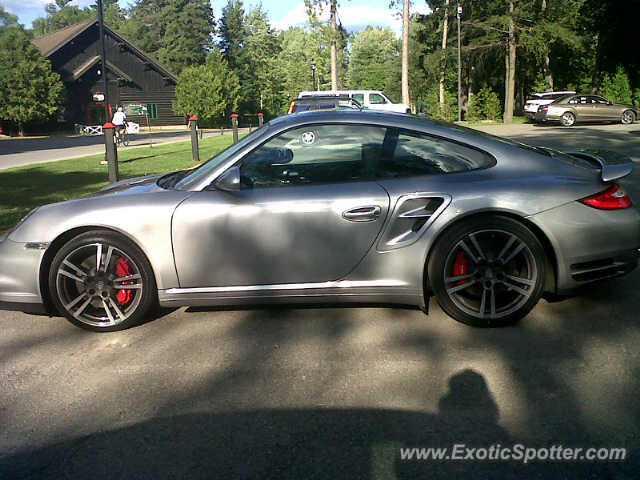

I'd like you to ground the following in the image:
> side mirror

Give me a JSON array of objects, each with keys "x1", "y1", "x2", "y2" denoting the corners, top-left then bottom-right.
[{"x1": 214, "y1": 166, "x2": 241, "y2": 191}]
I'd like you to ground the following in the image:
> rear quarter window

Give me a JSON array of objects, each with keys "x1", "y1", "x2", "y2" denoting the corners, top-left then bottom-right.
[{"x1": 377, "y1": 129, "x2": 496, "y2": 178}]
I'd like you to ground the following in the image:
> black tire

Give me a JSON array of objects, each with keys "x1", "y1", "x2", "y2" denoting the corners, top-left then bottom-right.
[
  {"x1": 428, "y1": 216, "x2": 546, "y2": 327},
  {"x1": 560, "y1": 111, "x2": 575, "y2": 127},
  {"x1": 48, "y1": 230, "x2": 156, "y2": 331},
  {"x1": 122, "y1": 134, "x2": 129, "y2": 146},
  {"x1": 621, "y1": 110, "x2": 635, "y2": 125}
]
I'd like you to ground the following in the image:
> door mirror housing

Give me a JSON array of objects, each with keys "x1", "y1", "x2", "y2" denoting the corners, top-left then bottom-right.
[{"x1": 214, "y1": 166, "x2": 241, "y2": 191}]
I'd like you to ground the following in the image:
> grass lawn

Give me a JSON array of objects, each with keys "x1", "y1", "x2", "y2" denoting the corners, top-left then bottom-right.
[{"x1": 0, "y1": 134, "x2": 238, "y2": 232}]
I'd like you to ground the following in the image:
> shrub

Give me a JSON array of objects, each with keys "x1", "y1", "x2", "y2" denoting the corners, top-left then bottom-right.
[
  {"x1": 600, "y1": 66, "x2": 633, "y2": 105},
  {"x1": 467, "y1": 86, "x2": 502, "y2": 122}
]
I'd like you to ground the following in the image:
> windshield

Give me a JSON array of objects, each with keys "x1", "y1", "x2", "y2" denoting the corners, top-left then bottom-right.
[{"x1": 173, "y1": 126, "x2": 268, "y2": 190}]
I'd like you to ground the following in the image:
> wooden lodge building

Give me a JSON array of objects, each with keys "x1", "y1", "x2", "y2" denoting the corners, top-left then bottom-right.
[{"x1": 32, "y1": 19, "x2": 184, "y2": 126}]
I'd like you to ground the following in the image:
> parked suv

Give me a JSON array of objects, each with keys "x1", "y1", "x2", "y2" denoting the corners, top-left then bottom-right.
[
  {"x1": 298, "y1": 90, "x2": 411, "y2": 114},
  {"x1": 524, "y1": 91, "x2": 576, "y2": 120},
  {"x1": 287, "y1": 95, "x2": 362, "y2": 114}
]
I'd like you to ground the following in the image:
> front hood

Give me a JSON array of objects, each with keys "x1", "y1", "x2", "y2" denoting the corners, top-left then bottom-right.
[{"x1": 89, "y1": 174, "x2": 163, "y2": 197}]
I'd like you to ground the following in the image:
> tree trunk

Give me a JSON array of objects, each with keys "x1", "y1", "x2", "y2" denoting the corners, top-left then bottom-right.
[
  {"x1": 18, "y1": 121, "x2": 25, "y2": 137},
  {"x1": 541, "y1": 0, "x2": 553, "y2": 90},
  {"x1": 330, "y1": 0, "x2": 338, "y2": 90},
  {"x1": 468, "y1": 63, "x2": 474, "y2": 111},
  {"x1": 439, "y1": 0, "x2": 450, "y2": 112},
  {"x1": 401, "y1": 0, "x2": 410, "y2": 106},
  {"x1": 503, "y1": 0, "x2": 516, "y2": 124}
]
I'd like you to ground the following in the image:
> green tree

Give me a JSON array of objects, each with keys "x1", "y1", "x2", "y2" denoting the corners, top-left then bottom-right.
[
  {"x1": 244, "y1": 6, "x2": 284, "y2": 116},
  {"x1": 0, "y1": 23, "x2": 65, "y2": 135},
  {"x1": 600, "y1": 66, "x2": 633, "y2": 105},
  {"x1": 124, "y1": 0, "x2": 214, "y2": 73},
  {"x1": 32, "y1": 0, "x2": 93, "y2": 37},
  {"x1": 347, "y1": 27, "x2": 401, "y2": 102},
  {"x1": 0, "y1": 4, "x2": 18, "y2": 29},
  {"x1": 173, "y1": 51, "x2": 240, "y2": 124}
]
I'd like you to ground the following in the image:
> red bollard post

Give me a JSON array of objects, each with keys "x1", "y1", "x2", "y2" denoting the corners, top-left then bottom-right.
[
  {"x1": 258, "y1": 112, "x2": 264, "y2": 128},
  {"x1": 231, "y1": 113, "x2": 239, "y2": 144}
]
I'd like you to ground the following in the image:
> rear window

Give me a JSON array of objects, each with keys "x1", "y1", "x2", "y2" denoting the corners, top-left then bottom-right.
[{"x1": 292, "y1": 104, "x2": 311, "y2": 112}]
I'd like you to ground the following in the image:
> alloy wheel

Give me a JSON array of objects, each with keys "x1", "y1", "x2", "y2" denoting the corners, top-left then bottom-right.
[
  {"x1": 561, "y1": 112, "x2": 575, "y2": 126},
  {"x1": 622, "y1": 111, "x2": 634, "y2": 125},
  {"x1": 55, "y1": 243, "x2": 144, "y2": 327},
  {"x1": 443, "y1": 229, "x2": 537, "y2": 320}
]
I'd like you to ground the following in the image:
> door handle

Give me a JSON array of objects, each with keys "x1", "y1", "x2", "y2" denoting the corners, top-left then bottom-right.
[{"x1": 342, "y1": 205, "x2": 382, "y2": 222}]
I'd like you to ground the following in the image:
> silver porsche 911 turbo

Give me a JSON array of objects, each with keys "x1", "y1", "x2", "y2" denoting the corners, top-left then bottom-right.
[{"x1": 1, "y1": 110, "x2": 639, "y2": 331}]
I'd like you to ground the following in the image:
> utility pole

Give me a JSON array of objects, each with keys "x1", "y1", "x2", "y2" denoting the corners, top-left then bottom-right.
[
  {"x1": 457, "y1": 1, "x2": 462, "y2": 121},
  {"x1": 96, "y1": 0, "x2": 118, "y2": 182},
  {"x1": 401, "y1": 0, "x2": 410, "y2": 106},
  {"x1": 97, "y1": 0, "x2": 109, "y2": 123}
]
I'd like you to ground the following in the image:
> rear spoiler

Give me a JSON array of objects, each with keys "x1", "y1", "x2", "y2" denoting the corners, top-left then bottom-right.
[{"x1": 565, "y1": 149, "x2": 634, "y2": 182}]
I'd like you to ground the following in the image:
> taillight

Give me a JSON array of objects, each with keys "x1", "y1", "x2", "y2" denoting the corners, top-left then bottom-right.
[
  {"x1": 538, "y1": 105, "x2": 548, "y2": 112},
  {"x1": 287, "y1": 101, "x2": 296, "y2": 114},
  {"x1": 579, "y1": 184, "x2": 632, "y2": 210}
]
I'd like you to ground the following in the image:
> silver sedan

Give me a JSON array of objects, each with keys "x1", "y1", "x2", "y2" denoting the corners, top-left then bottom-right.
[{"x1": 1, "y1": 110, "x2": 639, "y2": 331}]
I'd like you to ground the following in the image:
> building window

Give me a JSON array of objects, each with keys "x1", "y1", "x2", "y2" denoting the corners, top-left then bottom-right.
[{"x1": 146, "y1": 104, "x2": 158, "y2": 119}]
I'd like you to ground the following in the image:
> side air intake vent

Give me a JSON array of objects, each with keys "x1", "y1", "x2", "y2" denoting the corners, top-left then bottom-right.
[{"x1": 378, "y1": 194, "x2": 450, "y2": 251}]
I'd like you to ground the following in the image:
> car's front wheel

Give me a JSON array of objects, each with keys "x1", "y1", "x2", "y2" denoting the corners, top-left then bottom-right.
[
  {"x1": 428, "y1": 216, "x2": 546, "y2": 327},
  {"x1": 48, "y1": 230, "x2": 156, "y2": 331}
]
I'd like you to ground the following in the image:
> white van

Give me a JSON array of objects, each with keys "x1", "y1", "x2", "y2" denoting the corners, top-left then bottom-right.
[{"x1": 298, "y1": 90, "x2": 411, "y2": 114}]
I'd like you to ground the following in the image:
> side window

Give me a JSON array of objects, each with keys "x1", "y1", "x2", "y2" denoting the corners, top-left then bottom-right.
[
  {"x1": 369, "y1": 93, "x2": 386, "y2": 104},
  {"x1": 239, "y1": 125, "x2": 387, "y2": 188},
  {"x1": 352, "y1": 93, "x2": 364, "y2": 104},
  {"x1": 375, "y1": 130, "x2": 495, "y2": 178},
  {"x1": 568, "y1": 97, "x2": 578, "y2": 104},
  {"x1": 578, "y1": 96, "x2": 589, "y2": 104},
  {"x1": 592, "y1": 96, "x2": 608, "y2": 104}
]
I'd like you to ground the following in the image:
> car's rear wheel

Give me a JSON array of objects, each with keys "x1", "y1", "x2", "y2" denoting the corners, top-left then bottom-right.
[
  {"x1": 428, "y1": 216, "x2": 545, "y2": 327},
  {"x1": 560, "y1": 111, "x2": 575, "y2": 126},
  {"x1": 48, "y1": 231, "x2": 156, "y2": 331},
  {"x1": 621, "y1": 110, "x2": 635, "y2": 125}
]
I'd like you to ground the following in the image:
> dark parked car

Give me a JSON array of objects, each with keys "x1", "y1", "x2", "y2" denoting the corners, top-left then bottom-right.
[
  {"x1": 535, "y1": 94, "x2": 639, "y2": 126},
  {"x1": 287, "y1": 95, "x2": 362, "y2": 114}
]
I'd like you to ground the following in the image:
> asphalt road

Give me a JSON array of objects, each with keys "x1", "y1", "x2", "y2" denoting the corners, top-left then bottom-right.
[{"x1": 1, "y1": 123, "x2": 640, "y2": 479}]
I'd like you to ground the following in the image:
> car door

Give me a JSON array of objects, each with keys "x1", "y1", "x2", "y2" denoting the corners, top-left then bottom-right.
[
  {"x1": 591, "y1": 96, "x2": 617, "y2": 121},
  {"x1": 368, "y1": 92, "x2": 391, "y2": 111},
  {"x1": 172, "y1": 124, "x2": 391, "y2": 288},
  {"x1": 573, "y1": 96, "x2": 593, "y2": 121}
]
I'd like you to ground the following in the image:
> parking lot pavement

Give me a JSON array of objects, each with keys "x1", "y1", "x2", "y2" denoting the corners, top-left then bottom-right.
[
  {"x1": 471, "y1": 121, "x2": 640, "y2": 160},
  {"x1": 1, "y1": 123, "x2": 640, "y2": 478}
]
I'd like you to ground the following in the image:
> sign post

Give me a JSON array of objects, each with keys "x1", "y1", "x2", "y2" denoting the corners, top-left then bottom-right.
[
  {"x1": 258, "y1": 112, "x2": 264, "y2": 128},
  {"x1": 142, "y1": 105, "x2": 152, "y2": 148},
  {"x1": 189, "y1": 116, "x2": 199, "y2": 163}
]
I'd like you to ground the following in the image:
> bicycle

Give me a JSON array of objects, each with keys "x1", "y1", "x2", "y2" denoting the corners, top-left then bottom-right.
[{"x1": 115, "y1": 126, "x2": 129, "y2": 147}]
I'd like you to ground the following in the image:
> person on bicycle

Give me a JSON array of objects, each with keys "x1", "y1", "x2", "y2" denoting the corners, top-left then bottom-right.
[{"x1": 112, "y1": 107, "x2": 127, "y2": 140}]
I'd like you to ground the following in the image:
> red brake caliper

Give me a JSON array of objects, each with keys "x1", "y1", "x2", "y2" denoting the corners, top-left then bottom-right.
[
  {"x1": 115, "y1": 257, "x2": 133, "y2": 305},
  {"x1": 452, "y1": 251, "x2": 469, "y2": 285}
]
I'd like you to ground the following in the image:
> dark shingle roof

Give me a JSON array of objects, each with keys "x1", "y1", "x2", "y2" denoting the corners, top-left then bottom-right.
[
  {"x1": 31, "y1": 18, "x2": 95, "y2": 58},
  {"x1": 31, "y1": 19, "x2": 177, "y2": 83}
]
